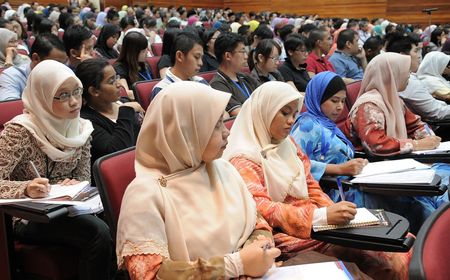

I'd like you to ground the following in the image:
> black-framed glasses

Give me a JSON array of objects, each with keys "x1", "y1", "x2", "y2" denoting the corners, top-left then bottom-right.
[{"x1": 53, "y1": 87, "x2": 83, "y2": 102}]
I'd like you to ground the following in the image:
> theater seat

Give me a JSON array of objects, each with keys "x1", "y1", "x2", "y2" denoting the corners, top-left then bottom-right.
[
  {"x1": 151, "y1": 43, "x2": 163, "y2": 57},
  {"x1": 146, "y1": 56, "x2": 160, "y2": 79},
  {"x1": 345, "y1": 80, "x2": 362, "y2": 109},
  {"x1": 198, "y1": 71, "x2": 217, "y2": 82},
  {"x1": 0, "y1": 99, "x2": 24, "y2": 132},
  {"x1": 409, "y1": 202, "x2": 450, "y2": 280},
  {"x1": 133, "y1": 79, "x2": 161, "y2": 110},
  {"x1": 93, "y1": 147, "x2": 136, "y2": 239}
]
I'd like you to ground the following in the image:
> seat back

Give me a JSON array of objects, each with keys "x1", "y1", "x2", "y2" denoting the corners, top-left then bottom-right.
[
  {"x1": 198, "y1": 71, "x2": 217, "y2": 82},
  {"x1": 346, "y1": 80, "x2": 362, "y2": 109},
  {"x1": 0, "y1": 100, "x2": 24, "y2": 132},
  {"x1": 93, "y1": 147, "x2": 136, "y2": 239},
  {"x1": 151, "y1": 43, "x2": 163, "y2": 56},
  {"x1": 224, "y1": 116, "x2": 236, "y2": 130},
  {"x1": 133, "y1": 79, "x2": 161, "y2": 110},
  {"x1": 410, "y1": 202, "x2": 450, "y2": 280},
  {"x1": 146, "y1": 56, "x2": 161, "y2": 79}
]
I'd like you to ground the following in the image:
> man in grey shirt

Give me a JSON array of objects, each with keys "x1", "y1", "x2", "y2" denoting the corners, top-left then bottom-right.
[{"x1": 387, "y1": 33, "x2": 450, "y2": 122}]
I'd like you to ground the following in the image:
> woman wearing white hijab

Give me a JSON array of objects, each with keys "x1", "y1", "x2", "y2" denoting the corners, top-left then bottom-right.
[
  {"x1": 116, "y1": 81, "x2": 280, "y2": 279},
  {"x1": 223, "y1": 81, "x2": 412, "y2": 279},
  {"x1": 0, "y1": 28, "x2": 29, "y2": 68},
  {"x1": 417, "y1": 51, "x2": 450, "y2": 101},
  {"x1": 0, "y1": 60, "x2": 116, "y2": 280}
]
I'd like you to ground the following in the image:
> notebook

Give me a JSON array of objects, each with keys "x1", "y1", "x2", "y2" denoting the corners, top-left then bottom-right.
[
  {"x1": 412, "y1": 141, "x2": 450, "y2": 154},
  {"x1": 350, "y1": 169, "x2": 436, "y2": 185},
  {"x1": 260, "y1": 261, "x2": 353, "y2": 280},
  {"x1": 354, "y1": 158, "x2": 430, "y2": 178},
  {"x1": 313, "y1": 208, "x2": 380, "y2": 232}
]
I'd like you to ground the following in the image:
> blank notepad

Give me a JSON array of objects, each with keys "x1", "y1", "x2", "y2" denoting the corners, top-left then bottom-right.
[{"x1": 313, "y1": 208, "x2": 380, "y2": 232}]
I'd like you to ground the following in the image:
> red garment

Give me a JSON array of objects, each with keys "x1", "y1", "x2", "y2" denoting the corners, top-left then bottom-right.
[{"x1": 306, "y1": 52, "x2": 336, "y2": 75}]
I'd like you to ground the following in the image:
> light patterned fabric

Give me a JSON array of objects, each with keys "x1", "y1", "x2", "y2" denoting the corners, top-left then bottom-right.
[{"x1": 417, "y1": 51, "x2": 450, "y2": 97}]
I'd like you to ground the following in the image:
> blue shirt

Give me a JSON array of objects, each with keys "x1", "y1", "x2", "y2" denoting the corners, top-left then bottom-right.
[
  {"x1": 0, "y1": 63, "x2": 30, "y2": 101},
  {"x1": 329, "y1": 50, "x2": 363, "y2": 80}
]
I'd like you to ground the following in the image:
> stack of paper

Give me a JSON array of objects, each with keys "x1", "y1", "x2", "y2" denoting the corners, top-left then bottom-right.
[
  {"x1": 412, "y1": 141, "x2": 450, "y2": 155},
  {"x1": 351, "y1": 169, "x2": 436, "y2": 185},
  {"x1": 354, "y1": 159, "x2": 430, "y2": 178},
  {"x1": 259, "y1": 261, "x2": 352, "y2": 280},
  {"x1": 67, "y1": 194, "x2": 104, "y2": 217}
]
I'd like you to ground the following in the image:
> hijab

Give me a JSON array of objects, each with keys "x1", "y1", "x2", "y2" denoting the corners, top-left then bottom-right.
[
  {"x1": 223, "y1": 81, "x2": 308, "y2": 202},
  {"x1": 117, "y1": 81, "x2": 256, "y2": 267},
  {"x1": 416, "y1": 51, "x2": 450, "y2": 94},
  {"x1": 349, "y1": 53, "x2": 411, "y2": 139},
  {"x1": 3, "y1": 9, "x2": 17, "y2": 20},
  {"x1": 294, "y1": 71, "x2": 354, "y2": 153},
  {"x1": 6, "y1": 60, "x2": 93, "y2": 161},
  {"x1": 94, "y1": 24, "x2": 120, "y2": 59},
  {"x1": 95, "y1": 11, "x2": 106, "y2": 27},
  {"x1": 0, "y1": 28, "x2": 27, "y2": 67}
]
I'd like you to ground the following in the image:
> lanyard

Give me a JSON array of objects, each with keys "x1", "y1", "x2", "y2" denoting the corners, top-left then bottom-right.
[
  {"x1": 231, "y1": 80, "x2": 250, "y2": 98},
  {"x1": 139, "y1": 69, "x2": 152, "y2": 81}
]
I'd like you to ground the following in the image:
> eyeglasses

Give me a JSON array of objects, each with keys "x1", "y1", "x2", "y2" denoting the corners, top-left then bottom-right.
[
  {"x1": 106, "y1": 75, "x2": 121, "y2": 85},
  {"x1": 53, "y1": 87, "x2": 83, "y2": 102},
  {"x1": 295, "y1": 48, "x2": 308, "y2": 53},
  {"x1": 269, "y1": 56, "x2": 280, "y2": 62}
]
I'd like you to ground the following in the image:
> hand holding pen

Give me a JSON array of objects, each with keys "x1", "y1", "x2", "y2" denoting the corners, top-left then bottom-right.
[
  {"x1": 239, "y1": 239, "x2": 281, "y2": 277},
  {"x1": 338, "y1": 149, "x2": 368, "y2": 176},
  {"x1": 26, "y1": 161, "x2": 51, "y2": 198}
]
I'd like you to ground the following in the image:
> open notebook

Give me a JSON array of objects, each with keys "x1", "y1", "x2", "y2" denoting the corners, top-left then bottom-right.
[
  {"x1": 412, "y1": 141, "x2": 450, "y2": 154},
  {"x1": 354, "y1": 158, "x2": 430, "y2": 178},
  {"x1": 350, "y1": 169, "x2": 437, "y2": 185},
  {"x1": 313, "y1": 208, "x2": 380, "y2": 232},
  {"x1": 259, "y1": 261, "x2": 353, "y2": 280}
]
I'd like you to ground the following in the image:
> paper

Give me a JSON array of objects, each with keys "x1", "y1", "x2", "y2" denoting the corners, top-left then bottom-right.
[
  {"x1": 313, "y1": 208, "x2": 380, "y2": 232},
  {"x1": 260, "y1": 261, "x2": 353, "y2": 280},
  {"x1": 412, "y1": 141, "x2": 450, "y2": 154},
  {"x1": 354, "y1": 159, "x2": 430, "y2": 178},
  {"x1": 0, "y1": 198, "x2": 31, "y2": 205},
  {"x1": 67, "y1": 194, "x2": 104, "y2": 217},
  {"x1": 350, "y1": 169, "x2": 436, "y2": 185}
]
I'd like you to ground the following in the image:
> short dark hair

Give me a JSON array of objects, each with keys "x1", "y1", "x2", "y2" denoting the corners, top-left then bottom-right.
[
  {"x1": 284, "y1": 33, "x2": 306, "y2": 58},
  {"x1": 202, "y1": 28, "x2": 219, "y2": 50},
  {"x1": 63, "y1": 24, "x2": 93, "y2": 55},
  {"x1": 162, "y1": 27, "x2": 181, "y2": 56},
  {"x1": 308, "y1": 29, "x2": 327, "y2": 49},
  {"x1": 299, "y1": 23, "x2": 316, "y2": 34},
  {"x1": 106, "y1": 9, "x2": 119, "y2": 22},
  {"x1": 0, "y1": 18, "x2": 10, "y2": 28},
  {"x1": 37, "y1": 18, "x2": 55, "y2": 35},
  {"x1": 253, "y1": 24, "x2": 273, "y2": 40},
  {"x1": 248, "y1": 39, "x2": 281, "y2": 70},
  {"x1": 58, "y1": 12, "x2": 73, "y2": 30},
  {"x1": 120, "y1": 16, "x2": 135, "y2": 30},
  {"x1": 141, "y1": 17, "x2": 156, "y2": 28},
  {"x1": 385, "y1": 32, "x2": 418, "y2": 54},
  {"x1": 363, "y1": 35, "x2": 382, "y2": 51},
  {"x1": 336, "y1": 29, "x2": 357, "y2": 50},
  {"x1": 170, "y1": 31, "x2": 203, "y2": 64},
  {"x1": 75, "y1": 58, "x2": 110, "y2": 105},
  {"x1": 278, "y1": 24, "x2": 295, "y2": 42},
  {"x1": 431, "y1": 27, "x2": 444, "y2": 45},
  {"x1": 30, "y1": 33, "x2": 65, "y2": 59},
  {"x1": 214, "y1": 32, "x2": 244, "y2": 64}
]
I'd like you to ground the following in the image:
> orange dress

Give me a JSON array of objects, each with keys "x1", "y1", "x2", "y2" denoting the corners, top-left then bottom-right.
[{"x1": 229, "y1": 138, "x2": 412, "y2": 280}]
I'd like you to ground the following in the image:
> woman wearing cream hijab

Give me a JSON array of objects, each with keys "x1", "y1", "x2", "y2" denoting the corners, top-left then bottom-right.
[
  {"x1": 116, "y1": 81, "x2": 280, "y2": 279},
  {"x1": 0, "y1": 60, "x2": 115, "y2": 279},
  {"x1": 416, "y1": 51, "x2": 450, "y2": 101},
  {"x1": 0, "y1": 28, "x2": 29, "y2": 68},
  {"x1": 224, "y1": 81, "x2": 411, "y2": 279}
]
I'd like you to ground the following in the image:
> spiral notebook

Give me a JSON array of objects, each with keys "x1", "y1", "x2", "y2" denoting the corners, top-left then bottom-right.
[{"x1": 313, "y1": 208, "x2": 381, "y2": 232}]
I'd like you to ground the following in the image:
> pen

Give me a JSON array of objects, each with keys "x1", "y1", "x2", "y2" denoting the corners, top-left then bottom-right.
[
  {"x1": 424, "y1": 124, "x2": 435, "y2": 136},
  {"x1": 337, "y1": 177, "x2": 346, "y2": 202},
  {"x1": 339, "y1": 149, "x2": 352, "y2": 161},
  {"x1": 29, "y1": 161, "x2": 41, "y2": 178}
]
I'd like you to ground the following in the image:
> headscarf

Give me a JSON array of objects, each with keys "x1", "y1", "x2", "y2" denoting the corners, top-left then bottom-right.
[
  {"x1": 0, "y1": 28, "x2": 28, "y2": 67},
  {"x1": 118, "y1": 10, "x2": 126, "y2": 20},
  {"x1": 48, "y1": 10, "x2": 60, "y2": 23},
  {"x1": 95, "y1": 11, "x2": 106, "y2": 27},
  {"x1": 117, "y1": 82, "x2": 256, "y2": 266},
  {"x1": 94, "y1": 24, "x2": 120, "y2": 59},
  {"x1": 6, "y1": 60, "x2": 93, "y2": 161},
  {"x1": 223, "y1": 81, "x2": 308, "y2": 202},
  {"x1": 349, "y1": 53, "x2": 411, "y2": 139},
  {"x1": 295, "y1": 71, "x2": 354, "y2": 152},
  {"x1": 17, "y1": 4, "x2": 30, "y2": 22},
  {"x1": 3, "y1": 9, "x2": 17, "y2": 20},
  {"x1": 417, "y1": 51, "x2": 450, "y2": 94},
  {"x1": 83, "y1": 11, "x2": 96, "y2": 29},
  {"x1": 247, "y1": 20, "x2": 260, "y2": 32},
  {"x1": 187, "y1": 15, "x2": 198, "y2": 26},
  {"x1": 421, "y1": 25, "x2": 436, "y2": 42}
]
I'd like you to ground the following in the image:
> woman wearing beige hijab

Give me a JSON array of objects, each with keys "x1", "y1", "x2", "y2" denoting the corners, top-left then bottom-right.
[
  {"x1": 223, "y1": 81, "x2": 411, "y2": 279},
  {"x1": 0, "y1": 28, "x2": 29, "y2": 68},
  {"x1": 116, "y1": 81, "x2": 280, "y2": 279},
  {"x1": 0, "y1": 60, "x2": 116, "y2": 279}
]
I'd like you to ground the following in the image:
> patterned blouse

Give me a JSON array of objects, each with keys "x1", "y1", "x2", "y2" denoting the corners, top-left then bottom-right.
[
  {"x1": 345, "y1": 102, "x2": 430, "y2": 156},
  {"x1": 0, "y1": 123, "x2": 91, "y2": 199}
]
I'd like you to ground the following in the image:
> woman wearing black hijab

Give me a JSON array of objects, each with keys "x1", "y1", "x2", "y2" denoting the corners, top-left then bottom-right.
[{"x1": 94, "y1": 24, "x2": 120, "y2": 59}]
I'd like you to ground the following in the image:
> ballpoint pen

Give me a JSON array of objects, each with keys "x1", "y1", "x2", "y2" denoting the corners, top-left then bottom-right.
[
  {"x1": 29, "y1": 161, "x2": 41, "y2": 178},
  {"x1": 337, "y1": 177, "x2": 346, "y2": 202},
  {"x1": 339, "y1": 149, "x2": 352, "y2": 161}
]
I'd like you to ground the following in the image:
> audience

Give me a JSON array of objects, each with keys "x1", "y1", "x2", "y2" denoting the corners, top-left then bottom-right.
[
  {"x1": 210, "y1": 32, "x2": 259, "y2": 116},
  {"x1": 116, "y1": 81, "x2": 280, "y2": 279},
  {"x1": 0, "y1": 33, "x2": 67, "y2": 101},
  {"x1": 306, "y1": 28, "x2": 335, "y2": 77},
  {"x1": 157, "y1": 27, "x2": 180, "y2": 78},
  {"x1": 362, "y1": 35, "x2": 382, "y2": 62},
  {"x1": 416, "y1": 51, "x2": 450, "y2": 102},
  {"x1": 0, "y1": 28, "x2": 29, "y2": 68},
  {"x1": 94, "y1": 23, "x2": 120, "y2": 59},
  {"x1": 223, "y1": 81, "x2": 411, "y2": 279},
  {"x1": 329, "y1": 29, "x2": 366, "y2": 82},
  {"x1": 62, "y1": 24, "x2": 94, "y2": 71},
  {"x1": 278, "y1": 34, "x2": 311, "y2": 91},
  {"x1": 248, "y1": 38, "x2": 284, "y2": 84},
  {"x1": 151, "y1": 31, "x2": 207, "y2": 100},
  {"x1": 0, "y1": 60, "x2": 116, "y2": 280},
  {"x1": 76, "y1": 58, "x2": 143, "y2": 168}
]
